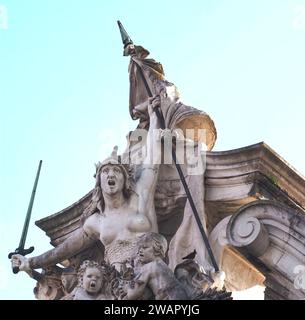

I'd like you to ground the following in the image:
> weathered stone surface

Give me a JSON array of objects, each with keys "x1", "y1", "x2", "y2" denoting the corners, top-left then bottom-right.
[
  {"x1": 10, "y1": 28, "x2": 305, "y2": 300},
  {"x1": 210, "y1": 200, "x2": 305, "y2": 299},
  {"x1": 205, "y1": 142, "x2": 305, "y2": 230}
]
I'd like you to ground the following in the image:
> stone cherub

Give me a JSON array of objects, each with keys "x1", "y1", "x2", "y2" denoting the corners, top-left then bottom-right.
[
  {"x1": 119, "y1": 232, "x2": 188, "y2": 300},
  {"x1": 116, "y1": 232, "x2": 230, "y2": 300},
  {"x1": 62, "y1": 260, "x2": 113, "y2": 300}
]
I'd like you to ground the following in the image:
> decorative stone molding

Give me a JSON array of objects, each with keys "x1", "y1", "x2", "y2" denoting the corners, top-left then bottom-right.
[
  {"x1": 225, "y1": 200, "x2": 305, "y2": 299},
  {"x1": 226, "y1": 206, "x2": 270, "y2": 257},
  {"x1": 205, "y1": 143, "x2": 305, "y2": 209},
  {"x1": 209, "y1": 216, "x2": 265, "y2": 292}
]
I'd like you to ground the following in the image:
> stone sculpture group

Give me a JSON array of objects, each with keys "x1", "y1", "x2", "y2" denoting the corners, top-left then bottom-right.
[{"x1": 10, "y1": 27, "x2": 231, "y2": 300}]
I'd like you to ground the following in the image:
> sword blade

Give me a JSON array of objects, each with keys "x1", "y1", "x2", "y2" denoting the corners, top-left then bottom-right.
[{"x1": 18, "y1": 160, "x2": 42, "y2": 250}]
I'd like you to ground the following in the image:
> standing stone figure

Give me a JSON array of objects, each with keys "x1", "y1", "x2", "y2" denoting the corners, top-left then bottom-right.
[{"x1": 124, "y1": 41, "x2": 218, "y2": 273}]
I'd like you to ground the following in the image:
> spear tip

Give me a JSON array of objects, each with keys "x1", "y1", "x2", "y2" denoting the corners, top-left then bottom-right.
[{"x1": 117, "y1": 20, "x2": 133, "y2": 48}]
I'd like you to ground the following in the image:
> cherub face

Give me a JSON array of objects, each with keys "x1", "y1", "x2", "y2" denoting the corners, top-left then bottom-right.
[
  {"x1": 83, "y1": 267, "x2": 103, "y2": 294},
  {"x1": 100, "y1": 165, "x2": 125, "y2": 196},
  {"x1": 138, "y1": 241, "x2": 156, "y2": 264}
]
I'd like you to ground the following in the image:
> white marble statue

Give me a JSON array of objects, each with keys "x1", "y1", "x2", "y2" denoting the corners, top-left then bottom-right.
[{"x1": 10, "y1": 38, "x2": 229, "y2": 300}]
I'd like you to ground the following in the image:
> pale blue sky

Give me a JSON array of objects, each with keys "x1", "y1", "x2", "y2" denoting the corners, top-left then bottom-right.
[{"x1": 1, "y1": 0, "x2": 305, "y2": 299}]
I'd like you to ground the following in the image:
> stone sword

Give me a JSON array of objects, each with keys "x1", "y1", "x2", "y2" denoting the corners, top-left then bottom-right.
[{"x1": 8, "y1": 160, "x2": 42, "y2": 273}]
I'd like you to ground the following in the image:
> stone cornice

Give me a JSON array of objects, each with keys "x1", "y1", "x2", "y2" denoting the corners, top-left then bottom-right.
[{"x1": 205, "y1": 142, "x2": 305, "y2": 209}]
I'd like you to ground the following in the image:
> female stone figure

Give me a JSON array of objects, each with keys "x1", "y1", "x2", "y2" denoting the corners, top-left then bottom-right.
[{"x1": 11, "y1": 94, "x2": 163, "y2": 274}]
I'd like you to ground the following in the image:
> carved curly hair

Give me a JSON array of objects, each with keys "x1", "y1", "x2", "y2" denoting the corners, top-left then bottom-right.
[
  {"x1": 77, "y1": 260, "x2": 107, "y2": 289},
  {"x1": 138, "y1": 232, "x2": 168, "y2": 258}
]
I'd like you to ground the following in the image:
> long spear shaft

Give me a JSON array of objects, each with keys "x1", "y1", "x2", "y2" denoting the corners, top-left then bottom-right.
[
  {"x1": 8, "y1": 160, "x2": 43, "y2": 273},
  {"x1": 118, "y1": 21, "x2": 219, "y2": 272}
]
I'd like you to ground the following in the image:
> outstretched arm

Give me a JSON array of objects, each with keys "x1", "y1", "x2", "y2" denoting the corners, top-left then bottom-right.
[
  {"x1": 11, "y1": 227, "x2": 97, "y2": 272},
  {"x1": 135, "y1": 95, "x2": 162, "y2": 230}
]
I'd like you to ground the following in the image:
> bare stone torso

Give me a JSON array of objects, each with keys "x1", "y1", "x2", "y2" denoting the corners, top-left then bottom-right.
[
  {"x1": 83, "y1": 194, "x2": 153, "y2": 266},
  {"x1": 84, "y1": 209, "x2": 152, "y2": 246}
]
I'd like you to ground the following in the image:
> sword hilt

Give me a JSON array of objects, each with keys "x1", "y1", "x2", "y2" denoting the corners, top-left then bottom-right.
[{"x1": 8, "y1": 246, "x2": 35, "y2": 274}]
